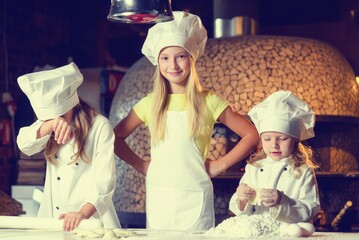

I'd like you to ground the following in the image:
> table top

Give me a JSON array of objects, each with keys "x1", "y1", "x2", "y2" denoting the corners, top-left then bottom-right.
[{"x1": 0, "y1": 229, "x2": 359, "y2": 240}]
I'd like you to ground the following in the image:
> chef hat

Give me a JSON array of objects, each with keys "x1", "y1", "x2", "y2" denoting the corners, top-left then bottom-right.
[
  {"x1": 17, "y1": 62, "x2": 83, "y2": 121},
  {"x1": 141, "y1": 11, "x2": 207, "y2": 65},
  {"x1": 248, "y1": 91, "x2": 315, "y2": 141}
]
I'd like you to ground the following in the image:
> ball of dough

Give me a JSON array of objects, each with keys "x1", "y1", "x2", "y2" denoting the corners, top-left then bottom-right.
[
  {"x1": 103, "y1": 229, "x2": 116, "y2": 239},
  {"x1": 248, "y1": 187, "x2": 261, "y2": 205},
  {"x1": 297, "y1": 222, "x2": 315, "y2": 237},
  {"x1": 286, "y1": 224, "x2": 303, "y2": 237},
  {"x1": 94, "y1": 228, "x2": 105, "y2": 235},
  {"x1": 279, "y1": 222, "x2": 289, "y2": 236}
]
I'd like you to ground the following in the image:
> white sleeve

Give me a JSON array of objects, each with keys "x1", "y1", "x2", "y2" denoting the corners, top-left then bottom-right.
[
  {"x1": 275, "y1": 169, "x2": 321, "y2": 223},
  {"x1": 16, "y1": 120, "x2": 51, "y2": 156},
  {"x1": 228, "y1": 167, "x2": 254, "y2": 216},
  {"x1": 229, "y1": 193, "x2": 253, "y2": 215},
  {"x1": 85, "y1": 116, "x2": 117, "y2": 217}
]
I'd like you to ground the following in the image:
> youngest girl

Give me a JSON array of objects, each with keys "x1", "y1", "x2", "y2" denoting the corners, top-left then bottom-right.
[{"x1": 229, "y1": 90, "x2": 320, "y2": 224}]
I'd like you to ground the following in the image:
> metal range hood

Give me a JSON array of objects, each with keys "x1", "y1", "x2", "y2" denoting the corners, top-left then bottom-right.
[{"x1": 213, "y1": 0, "x2": 259, "y2": 38}]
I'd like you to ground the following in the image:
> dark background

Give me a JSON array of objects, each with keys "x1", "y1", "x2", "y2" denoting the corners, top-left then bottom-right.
[{"x1": 1, "y1": 0, "x2": 359, "y2": 85}]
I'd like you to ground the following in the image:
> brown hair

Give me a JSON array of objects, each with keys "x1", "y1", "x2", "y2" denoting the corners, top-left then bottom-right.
[{"x1": 44, "y1": 99, "x2": 98, "y2": 165}]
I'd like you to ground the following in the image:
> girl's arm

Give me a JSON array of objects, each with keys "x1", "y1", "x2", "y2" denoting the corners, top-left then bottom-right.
[
  {"x1": 272, "y1": 169, "x2": 321, "y2": 223},
  {"x1": 229, "y1": 165, "x2": 256, "y2": 215},
  {"x1": 37, "y1": 117, "x2": 73, "y2": 144},
  {"x1": 17, "y1": 120, "x2": 52, "y2": 156},
  {"x1": 114, "y1": 109, "x2": 150, "y2": 175},
  {"x1": 59, "y1": 203, "x2": 96, "y2": 231},
  {"x1": 206, "y1": 106, "x2": 259, "y2": 177}
]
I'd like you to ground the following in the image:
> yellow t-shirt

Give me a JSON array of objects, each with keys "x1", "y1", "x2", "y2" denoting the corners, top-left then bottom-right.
[{"x1": 133, "y1": 90, "x2": 229, "y2": 158}]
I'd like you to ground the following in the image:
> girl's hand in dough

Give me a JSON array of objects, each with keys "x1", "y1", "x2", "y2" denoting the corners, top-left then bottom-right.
[
  {"x1": 259, "y1": 188, "x2": 282, "y2": 207},
  {"x1": 237, "y1": 183, "x2": 256, "y2": 202}
]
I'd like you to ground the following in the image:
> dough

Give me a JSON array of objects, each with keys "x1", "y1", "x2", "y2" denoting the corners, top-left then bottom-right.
[
  {"x1": 94, "y1": 228, "x2": 106, "y2": 235},
  {"x1": 113, "y1": 228, "x2": 138, "y2": 237},
  {"x1": 72, "y1": 228, "x2": 137, "y2": 239},
  {"x1": 102, "y1": 230, "x2": 116, "y2": 239},
  {"x1": 286, "y1": 223, "x2": 303, "y2": 237},
  {"x1": 279, "y1": 222, "x2": 315, "y2": 237},
  {"x1": 297, "y1": 222, "x2": 315, "y2": 237},
  {"x1": 248, "y1": 187, "x2": 262, "y2": 205}
]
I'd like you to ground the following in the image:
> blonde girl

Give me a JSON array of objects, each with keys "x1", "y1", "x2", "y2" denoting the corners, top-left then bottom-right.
[
  {"x1": 114, "y1": 11, "x2": 259, "y2": 231},
  {"x1": 229, "y1": 90, "x2": 321, "y2": 224}
]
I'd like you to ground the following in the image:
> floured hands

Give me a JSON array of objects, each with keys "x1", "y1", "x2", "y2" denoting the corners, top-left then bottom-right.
[
  {"x1": 236, "y1": 185, "x2": 282, "y2": 207},
  {"x1": 236, "y1": 183, "x2": 256, "y2": 202},
  {"x1": 259, "y1": 188, "x2": 282, "y2": 207}
]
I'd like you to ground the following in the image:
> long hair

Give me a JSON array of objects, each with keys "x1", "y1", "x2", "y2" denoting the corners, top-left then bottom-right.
[
  {"x1": 248, "y1": 141, "x2": 320, "y2": 177},
  {"x1": 151, "y1": 58, "x2": 205, "y2": 145},
  {"x1": 44, "y1": 99, "x2": 98, "y2": 165}
]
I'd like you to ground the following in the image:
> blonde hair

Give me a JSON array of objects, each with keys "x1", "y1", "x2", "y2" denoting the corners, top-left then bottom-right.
[
  {"x1": 248, "y1": 141, "x2": 320, "y2": 177},
  {"x1": 44, "y1": 99, "x2": 98, "y2": 165},
  {"x1": 151, "y1": 58, "x2": 205, "y2": 145}
]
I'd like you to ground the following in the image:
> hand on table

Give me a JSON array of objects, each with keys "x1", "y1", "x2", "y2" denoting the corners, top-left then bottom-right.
[{"x1": 59, "y1": 212, "x2": 87, "y2": 232}]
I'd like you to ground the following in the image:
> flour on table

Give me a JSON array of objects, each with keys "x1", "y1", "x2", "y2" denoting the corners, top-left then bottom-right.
[
  {"x1": 206, "y1": 215, "x2": 282, "y2": 238},
  {"x1": 72, "y1": 228, "x2": 137, "y2": 239}
]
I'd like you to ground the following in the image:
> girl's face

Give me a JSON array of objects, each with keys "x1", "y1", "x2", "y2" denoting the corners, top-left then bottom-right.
[
  {"x1": 261, "y1": 132, "x2": 297, "y2": 161},
  {"x1": 158, "y1": 46, "x2": 191, "y2": 93}
]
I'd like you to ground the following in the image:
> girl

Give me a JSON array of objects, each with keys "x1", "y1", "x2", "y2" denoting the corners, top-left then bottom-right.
[
  {"x1": 229, "y1": 90, "x2": 321, "y2": 224},
  {"x1": 16, "y1": 62, "x2": 120, "y2": 231},
  {"x1": 113, "y1": 11, "x2": 259, "y2": 231}
]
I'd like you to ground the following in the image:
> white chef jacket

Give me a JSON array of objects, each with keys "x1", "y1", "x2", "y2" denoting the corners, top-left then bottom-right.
[
  {"x1": 17, "y1": 115, "x2": 120, "y2": 228},
  {"x1": 229, "y1": 157, "x2": 320, "y2": 223}
]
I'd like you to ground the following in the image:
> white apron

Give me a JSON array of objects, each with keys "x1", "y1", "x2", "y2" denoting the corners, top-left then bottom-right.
[{"x1": 146, "y1": 111, "x2": 214, "y2": 230}]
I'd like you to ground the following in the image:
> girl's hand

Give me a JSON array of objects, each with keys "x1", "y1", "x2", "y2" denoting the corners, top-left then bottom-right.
[
  {"x1": 259, "y1": 188, "x2": 282, "y2": 207},
  {"x1": 59, "y1": 212, "x2": 87, "y2": 232},
  {"x1": 205, "y1": 158, "x2": 224, "y2": 178},
  {"x1": 236, "y1": 183, "x2": 256, "y2": 202},
  {"x1": 52, "y1": 117, "x2": 73, "y2": 144}
]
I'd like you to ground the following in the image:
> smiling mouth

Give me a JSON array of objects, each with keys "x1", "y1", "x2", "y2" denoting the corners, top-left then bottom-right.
[{"x1": 168, "y1": 72, "x2": 182, "y2": 78}]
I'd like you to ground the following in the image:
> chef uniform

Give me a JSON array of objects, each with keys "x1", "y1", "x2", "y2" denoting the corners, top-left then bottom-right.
[
  {"x1": 229, "y1": 91, "x2": 321, "y2": 223},
  {"x1": 16, "y1": 63, "x2": 120, "y2": 228},
  {"x1": 138, "y1": 12, "x2": 228, "y2": 230}
]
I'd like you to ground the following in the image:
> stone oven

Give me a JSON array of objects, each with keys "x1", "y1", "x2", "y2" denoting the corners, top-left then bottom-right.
[{"x1": 109, "y1": 35, "x2": 359, "y2": 229}]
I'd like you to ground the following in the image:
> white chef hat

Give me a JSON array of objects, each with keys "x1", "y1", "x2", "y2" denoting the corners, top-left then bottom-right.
[
  {"x1": 248, "y1": 90, "x2": 315, "y2": 141},
  {"x1": 141, "y1": 11, "x2": 207, "y2": 65},
  {"x1": 17, "y1": 62, "x2": 83, "y2": 121}
]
